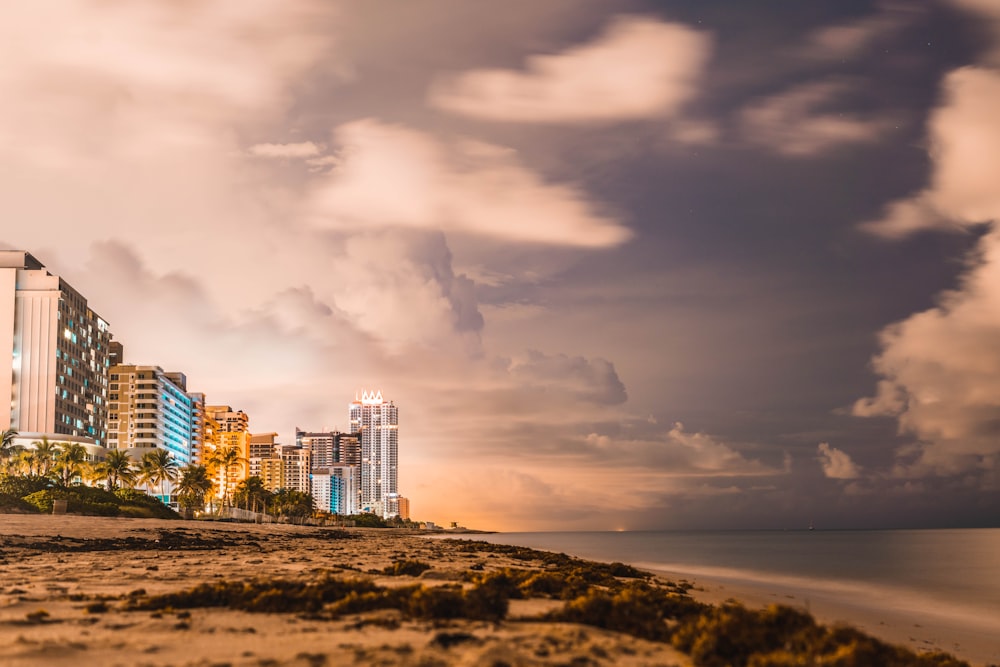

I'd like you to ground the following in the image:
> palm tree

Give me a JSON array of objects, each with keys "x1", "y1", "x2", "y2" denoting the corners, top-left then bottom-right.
[
  {"x1": 235, "y1": 476, "x2": 272, "y2": 514},
  {"x1": 95, "y1": 449, "x2": 136, "y2": 491},
  {"x1": 54, "y1": 442, "x2": 88, "y2": 486},
  {"x1": 13, "y1": 448, "x2": 37, "y2": 476},
  {"x1": 140, "y1": 449, "x2": 179, "y2": 504},
  {"x1": 207, "y1": 445, "x2": 244, "y2": 509},
  {"x1": 31, "y1": 437, "x2": 59, "y2": 478},
  {"x1": 272, "y1": 488, "x2": 314, "y2": 519},
  {"x1": 175, "y1": 464, "x2": 213, "y2": 511},
  {"x1": 0, "y1": 428, "x2": 17, "y2": 461}
]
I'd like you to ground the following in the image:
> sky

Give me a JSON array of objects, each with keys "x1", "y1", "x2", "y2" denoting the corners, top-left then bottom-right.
[{"x1": 3, "y1": 0, "x2": 999, "y2": 530}]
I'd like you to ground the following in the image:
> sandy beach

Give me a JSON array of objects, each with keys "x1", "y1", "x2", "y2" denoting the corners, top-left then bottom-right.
[
  {"x1": 0, "y1": 515, "x2": 690, "y2": 667},
  {"x1": 0, "y1": 516, "x2": 986, "y2": 666}
]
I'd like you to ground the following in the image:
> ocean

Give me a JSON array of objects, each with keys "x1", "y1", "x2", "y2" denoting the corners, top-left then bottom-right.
[{"x1": 459, "y1": 528, "x2": 1000, "y2": 661}]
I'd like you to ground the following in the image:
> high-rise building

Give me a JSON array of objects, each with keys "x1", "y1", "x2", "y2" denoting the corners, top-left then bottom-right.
[
  {"x1": 248, "y1": 432, "x2": 277, "y2": 479},
  {"x1": 276, "y1": 443, "x2": 311, "y2": 494},
  {"x1": 1, "y1": 251, "x2": 112, "y2": 447},
  {"x1": 311, "y1": 465, "x2": 359, "y2": 515},
  {"x1": 296, "y1": 429, "x2": 361, "y2": 468},
  {"x1": 204, "y1": 405, "x2": 250, "y2": 500},
  {"x1": 298, "y1": 428, "x2": 362, "y2": 515},
  {"x1": 107, "y1": 365, "x2": 198, "y2": 466},
  {"x1": 349, "y1": 390, "x2": 399, "y2": 518},
  {"x1": 397, "y1": 496, "x2": 410, "y2": 521}
]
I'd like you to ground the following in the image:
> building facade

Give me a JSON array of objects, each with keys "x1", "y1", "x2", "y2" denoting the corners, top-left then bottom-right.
[
  {"x1": 349, "y1": 390, "x2": 399, "y2": 518},
  {"x1": 107, "y1": 365, "x2": 197, "y2": 466},
  {"x1": 311, "y1": 465, "x2": 359, "y2": 516},
  {"x1": 204, "y1": 405, "x2": 250, "y2": 500},
  {"x1": 1, "y1": 251, "x2": 112, "y2": 447}
]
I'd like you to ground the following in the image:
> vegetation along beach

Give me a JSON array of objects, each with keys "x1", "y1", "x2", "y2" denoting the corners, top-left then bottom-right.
[{"x1": 0, "y1": 514, "x2": 986, "y2": 667}]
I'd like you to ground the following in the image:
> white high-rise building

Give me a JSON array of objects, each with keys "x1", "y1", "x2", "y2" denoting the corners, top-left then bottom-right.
[
  {"x1": 1, "y1": 251, "x2": 112, "y2": 447},
  {"x1": 349, "y1": 390, "x2": 398, "y2": 519}
]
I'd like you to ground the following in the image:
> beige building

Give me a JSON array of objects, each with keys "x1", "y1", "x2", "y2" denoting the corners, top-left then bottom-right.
[
  {"x1": 107, "y1": 365, "x2": 200, "y2": 466},
  {"x1": 248, "y1": 432, "x2": 278, "y2": 480},
  {"x1": 204, "y1": 405, "x2": 250, "y2": 501},
  {"x1": 1, "y1": 251, "x2": 112, "y2": 447},
  {"x1": 253, "y1": 440, "x2": 311, "y2": 494}
]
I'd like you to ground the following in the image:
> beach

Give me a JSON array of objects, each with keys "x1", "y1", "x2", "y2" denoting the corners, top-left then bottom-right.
[{"x1": 0, "y1": 516, "x2": 984, "y2": 666}]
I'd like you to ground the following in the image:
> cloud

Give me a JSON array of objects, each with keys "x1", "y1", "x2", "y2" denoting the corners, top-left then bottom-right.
[
  {"x1": 248, "y1": 142, "x2": 322, "y2": 158},
  {"x1": 817, "y1": 442, "x2": 861, "y2": 479},
  {"x1": 854, "y1": 9, "x2": 1000, "y2": 479},
  {"x1": 331, "y1": 230, "x2": 485, "y2": 353},
  {"x1": 862, "y1": 68, "x2": 1000, "y2": 237},
  {"x1": 507, "y1": 350, "x2": 627, "y2": 405},
  {"x1": 799, "y1": 6, "x2": 916, "y2": 62},
  {"x1": 852, "y1": 230, "x2": 1000, "y2": 475},
  {"x1": 428, "y1": 15, "x2": 711, "y2": 124},
  {"x1": 0, "y1": 2, "x2": 331, "y2": 168},
  {"x1": 741, "y1": 78, "x2": 892, "y2": 157},
  {"x1": 308, "y1": 119, "x2": 631, "y2": 247}
]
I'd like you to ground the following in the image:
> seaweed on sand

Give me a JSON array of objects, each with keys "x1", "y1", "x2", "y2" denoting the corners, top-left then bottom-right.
[
  {"x1": 446, "y1": 540, "x2": 648, "y2": 581},
  {"x1": 670, "y1": 601, "x2": 971, "y2": 667},
  {"x1": 129, "y1": 575, "x2": 510, "y2": 622}
]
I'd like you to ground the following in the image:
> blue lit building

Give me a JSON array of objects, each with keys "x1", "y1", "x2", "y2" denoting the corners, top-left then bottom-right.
[{"x1": 107, "y1": 365, "x2": 199, "y2": 467}]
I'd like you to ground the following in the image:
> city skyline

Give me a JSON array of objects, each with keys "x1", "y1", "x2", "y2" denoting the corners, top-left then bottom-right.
[{"x1": 3, "y1": 1, "x2": 999, "y2": 530}]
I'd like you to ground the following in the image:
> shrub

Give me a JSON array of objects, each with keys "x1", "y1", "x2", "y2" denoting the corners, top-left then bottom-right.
[
  {"x1": 0, "y1": 475, "x2": 52, "y2": 497},
  {"x1": 0, "y1": 491, "x2": 40, "y2": 513}
]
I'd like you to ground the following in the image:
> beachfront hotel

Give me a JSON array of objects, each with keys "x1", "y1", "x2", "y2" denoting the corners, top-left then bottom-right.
[
  {"x1": 1, "y1": 250, "x2": 112, "y2": 459},
  {"x1": 106, "y1": 363, "x2": 201, "y2": 467},
  {"x1": 350, "y1": 390, "x2": 399, "y2": 519}
]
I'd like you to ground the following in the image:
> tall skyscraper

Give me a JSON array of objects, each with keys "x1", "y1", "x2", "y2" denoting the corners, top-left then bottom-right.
[
  {"x1": 349, "y1": 390, "x2": 399, "y2": 518},
  {"x1": 107, "y1": 365, "x2": 198, "y2": 466},
  {"x1": 1, "y1": 251, "x2": 112, "y2": 447}
]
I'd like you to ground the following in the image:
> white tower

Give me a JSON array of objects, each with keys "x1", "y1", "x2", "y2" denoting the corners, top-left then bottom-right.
[{"x1": 349, "y1": 390, "x2": 398, "y2": 519}]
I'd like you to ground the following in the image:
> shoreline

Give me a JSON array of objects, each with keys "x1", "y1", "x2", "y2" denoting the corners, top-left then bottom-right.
[
  {"x1": 443, "y1": 531, "x2": 999, "y2": 667},
  {"x1": 640, "y1": 564, "x2": 998, "y2": 667},
  {"x1": 1, "y1": 515, "x2": 990, "y2": 666}
]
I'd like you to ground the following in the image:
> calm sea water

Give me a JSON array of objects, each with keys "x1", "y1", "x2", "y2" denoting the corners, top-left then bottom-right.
[{"x1": 465, "y1": 529, "x2": 1000, "y2": 630}]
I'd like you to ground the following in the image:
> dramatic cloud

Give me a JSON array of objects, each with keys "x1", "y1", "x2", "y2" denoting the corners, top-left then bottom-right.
[
  {"x1": 741, "y1": 79, "x2": 891, "y2": 157},
  {"x1": 855, "y1": 5, "x2": 1000, "y2": 480},
  {"x1": 507, "y1": 350, "x2": 627, "y2": 405},
  {"x1": 308, "y1": 119, "x2": 631, "y2": 246},
  {"x1": 248, "y1": 142, "x2": 322, "y2": 158},
  {"x1": 428, "y1": 16, "x2": 711, "y2": 124},
  {"x1": 331, "y1": 231, "x2": 484, "y2": 353},
  {"x1": 862, "y1": 68, "x2": 1000, "y2": 237},
  {"x1": 817, "y1": 442, "x2": 861, "y2": 479},
  {"x1": 852, "y1": 229, "x2": 1000, "y2": 475}
]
